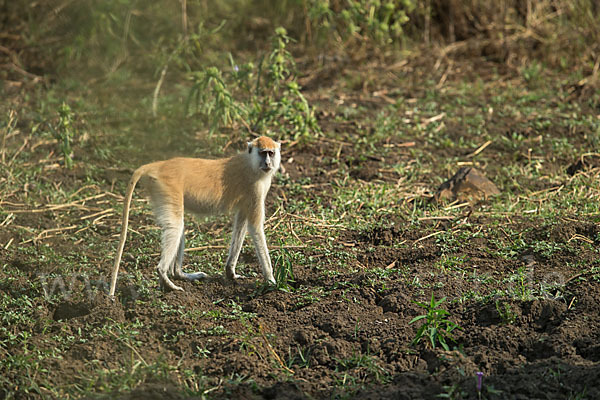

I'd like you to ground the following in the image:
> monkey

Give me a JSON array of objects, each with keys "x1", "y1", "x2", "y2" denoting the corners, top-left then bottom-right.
[{"x1": 108, "y1": 136, "x2": 281, "y2": 297}]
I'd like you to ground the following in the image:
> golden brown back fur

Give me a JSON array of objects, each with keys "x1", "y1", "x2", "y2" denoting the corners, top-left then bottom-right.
[{"x1": 144, "y1": 154, "x2": 269, "y2": 225}]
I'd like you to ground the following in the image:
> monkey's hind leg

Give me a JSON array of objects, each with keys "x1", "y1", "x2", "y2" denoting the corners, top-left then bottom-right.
[
  {"x1": 156, "y1": 223, "x2": 185, "y2": 292},
  {"x1": 172, "y1": 228, "x2": 207, "y2": 281}
]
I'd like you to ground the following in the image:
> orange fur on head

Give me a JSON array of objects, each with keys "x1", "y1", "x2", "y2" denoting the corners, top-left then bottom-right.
[{"x1": 252, "y1": 136, "x2": 280, "y2": 150}]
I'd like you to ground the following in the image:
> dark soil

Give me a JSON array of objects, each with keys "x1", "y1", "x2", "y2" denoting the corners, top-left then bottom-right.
[{"x1": 6, "y1": 213, "x2": 600, "y2": 399}]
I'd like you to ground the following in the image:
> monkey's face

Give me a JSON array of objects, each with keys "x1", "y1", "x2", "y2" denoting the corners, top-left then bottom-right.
[
  {"x1": 256, "y1": 147, "x2": 280, "y2": 173},
  {"x1": 248, "y1": 136, "x2": 281, "y2": 174}
]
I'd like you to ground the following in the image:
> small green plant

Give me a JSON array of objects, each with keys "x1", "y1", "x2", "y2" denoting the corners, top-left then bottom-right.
[
  {"x1": 237, "y1": 320, "x2": 262, "y2": 357},
  {"x1": 495, "y1": 300, "x2": 517, "y2": 325},
  {"x1": 568, "y1": 388, "x2": 588, "y2": 400},
  {"x1": 193, "y1": 344, "x2": 211, "y2": 359},
  {"x1": 521, "y1": 60, "x2": 543, "y2": 87},
  {"x1": 507, "y1": 265, "x2": 534, "y2": 300},
  {"x1": 1, "y1": 109, "x2": 17, "y2": 164},
  {"x1": 437, "y1": 383, "x2": 466, "y2": 399},
  {"x1": 273, "y1": 249, "x2": 296, "y2": 292},
  {"x1": 286, "y1": 345, "x2": 312, "y2": 369},
  {"x1": 335, "y1": 351, "x2": 390, "y2": 384},
  {"x1": 76, "y1": 357, "x2": 174, "y2": 394},
  {"x1": 410, "y1": 293, "x2": 460, "y2": 351},
  {"x1": 51, "y1": 102, "x2": 77, "y2": 169},
  {"x1": 253, "y1": 249, "x2": 296, "y2": 296}
]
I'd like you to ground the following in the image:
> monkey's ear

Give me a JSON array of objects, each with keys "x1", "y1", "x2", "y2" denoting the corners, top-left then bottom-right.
[
  {"x1": 247, "y1": 142, "x2": 253, "y2": 153},
  {"x1": 276, "y1": 141, "x2": 281, "y2": 149}
]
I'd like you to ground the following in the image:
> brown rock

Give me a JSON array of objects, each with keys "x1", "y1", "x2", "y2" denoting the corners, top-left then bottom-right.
[{"x1": 433, "y1": 167, "x2": 500, "y2": 203}]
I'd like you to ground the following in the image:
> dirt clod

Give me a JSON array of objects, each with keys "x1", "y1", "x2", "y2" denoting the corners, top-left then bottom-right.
[
  {"x1": 566, "y1": 154, "x2": 600, "y2": 175},
  {"x1": 433, "y1": 167, "x2": 500, "y2": 203}
]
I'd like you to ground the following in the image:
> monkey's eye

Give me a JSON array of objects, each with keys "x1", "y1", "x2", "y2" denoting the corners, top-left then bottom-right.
[{"x1": 261, "y1": 150, "x2": 275, "y2": 158}]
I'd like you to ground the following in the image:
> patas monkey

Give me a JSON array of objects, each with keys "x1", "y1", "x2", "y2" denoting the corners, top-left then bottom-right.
[{"x1": 109, "y1": 136, "x2": 281, "y2": 297}]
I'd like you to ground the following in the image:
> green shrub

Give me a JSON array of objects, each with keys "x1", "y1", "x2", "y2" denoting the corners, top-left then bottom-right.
[
  {"x1": 305, "y1": 0, "x2": 416, "y2": 46},
  {"x1": 187, "y1": 27, "x2": 320, "y2": 141}
]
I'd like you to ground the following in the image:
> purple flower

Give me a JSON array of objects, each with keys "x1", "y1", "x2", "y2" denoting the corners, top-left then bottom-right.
[
  {"x1": 476, "y1": 371, "x2": 484, "y2": 392},
  {"x1": 233, "y1": 65, "x2": 239, "y2": 72}
]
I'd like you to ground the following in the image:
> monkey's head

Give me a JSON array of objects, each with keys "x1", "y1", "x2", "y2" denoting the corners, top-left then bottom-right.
[{"x1": 248, "y1": 136, "x2": 281, "y2": 174}]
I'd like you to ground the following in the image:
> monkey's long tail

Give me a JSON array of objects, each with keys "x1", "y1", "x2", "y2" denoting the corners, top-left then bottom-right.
[{"x1": 109, "y1": 165, "x2": 150, "y2": 297}]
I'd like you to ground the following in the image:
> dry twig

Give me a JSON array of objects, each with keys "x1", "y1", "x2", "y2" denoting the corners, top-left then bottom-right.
[{"x1": 259, "y1": 324, "x2": 294, "y2": 374}]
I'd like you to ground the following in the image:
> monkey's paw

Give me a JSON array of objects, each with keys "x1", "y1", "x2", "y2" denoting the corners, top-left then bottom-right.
[
  {"x1": 225, "y1": 272, "x2": 242, "y2": 282},
  {"x1": 160, "y1": 278, "x2": 185, "y2": 292},
  {"x1": 182, "y1": 271, "x2": 208, "y2": 281}
]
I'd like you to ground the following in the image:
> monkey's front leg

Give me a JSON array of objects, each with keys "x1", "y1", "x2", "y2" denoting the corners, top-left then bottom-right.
[
  {"x1": 225, "y1": 212, "x2": 247, "y2": 281},
  {"x1": 248, "y1": 223, "x2": 276, "y2": 285}
]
